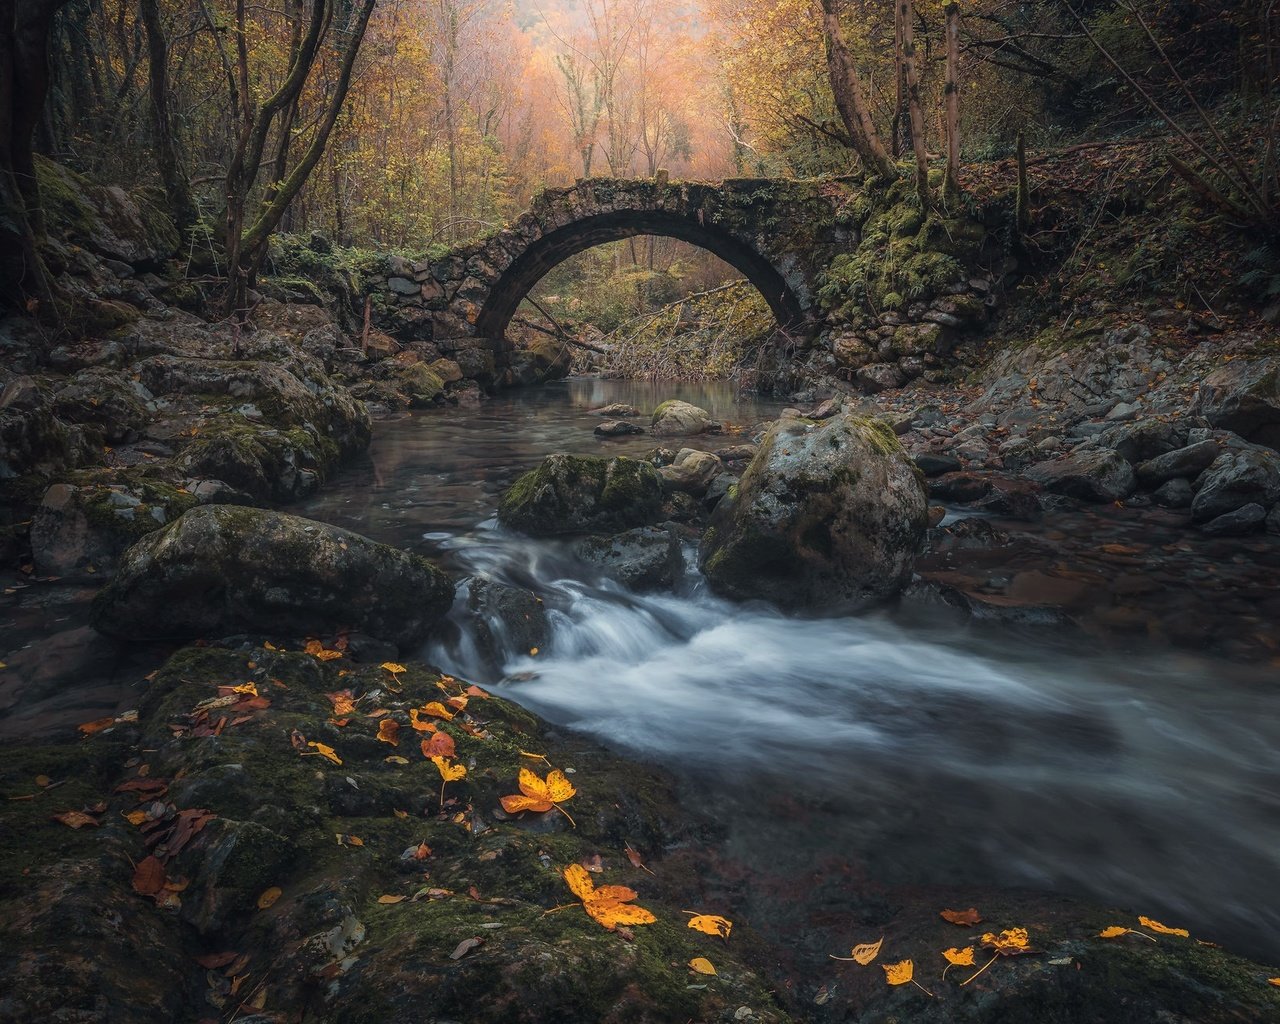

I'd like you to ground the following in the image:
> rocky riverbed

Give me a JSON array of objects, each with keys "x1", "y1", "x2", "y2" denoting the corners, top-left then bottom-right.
[{"x1": 3, "y1": 277, "x2": 1280, "y2": 1021}]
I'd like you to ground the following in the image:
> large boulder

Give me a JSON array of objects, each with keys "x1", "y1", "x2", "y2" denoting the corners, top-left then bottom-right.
[
  {"x1": 699, "y1": 413, "x2": 928, "y2": 611},
  {"x1": 52, "y1": 367, "x2": 152, "y2": 444},
  {"x1": 650, "y1": 400, "x2": 717, "y2": 437},
  {"x1": 1136, "y1": 439, "x2": 1221, "y2": 488},
  {"x1": 464, "y1": 577, "x2": 550, "y2": 669},
  {"x1": 575, "y1": 526, "x2": 685, "y2": 591},
  {"x1": 657, "y1": 448, "x2": 722, "y2": 496},
  {"x1": 497, "y1": 454, "x2": 664, "y2": 537},
  {"x1": 91, "y1": 506, "x2": 454, "y2": 647},
  {"x1": 1195, "y1": 356, "x2": 1280, "y2": 449},
  {"x1": 1026, "y1": 447, "x2": 1137, "y2": 502},
  {"x1": 1190, "y1": 447, "x2": 1280, "y2": 522}
]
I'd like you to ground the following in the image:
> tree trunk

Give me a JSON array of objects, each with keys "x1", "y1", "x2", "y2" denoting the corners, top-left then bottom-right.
[
  {"x1": 892, "y1": 0, "x2": 908, "y2": 159},
  {"x1": 943, "y1": 2, "x2": 961, "y2": 205},
  {"x1": 1015, "y1": 130, "x2": 1030, "y2": 235},
  {"x1": 138, "y1": 0, "x2": 195, "y2": 236},
  {"x1": 819, "y1": 0, "x2": 895, "y2": 179},
  {"x1": 1, "y1": 0, "x2": 72, "y2": 319},
  {"x1": 899, "y1": 0, "x2": 930, "y2": 207}
]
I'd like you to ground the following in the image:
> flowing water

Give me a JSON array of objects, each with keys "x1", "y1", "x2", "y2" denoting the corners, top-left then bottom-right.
[{"x1": 296, "y1": 378, "x2": 1280, "y2": 961}]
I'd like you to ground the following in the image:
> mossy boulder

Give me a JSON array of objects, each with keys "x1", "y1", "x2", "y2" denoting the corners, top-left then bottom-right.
[
  {"x1": 699, "y1": 412, "x2": 928, "y2": 611},
  {"x1": 395, "y1": 362, "x2": 446, "y2": 406},
  {"x1": 91, "y1": 505, "x2": 454, "y2": 647},
  {"x1": 498, "y1": 454, "x2": 664, "y2": 537},
  {"x1": 35, "y1": 154, "x2": 178, "y2": 267},
  {"x1": 650, "y1": 399, "x2": 718, "y2": 437},
  {"x1": 0, "y1": 376, "x2": 95, "y2": 479}
]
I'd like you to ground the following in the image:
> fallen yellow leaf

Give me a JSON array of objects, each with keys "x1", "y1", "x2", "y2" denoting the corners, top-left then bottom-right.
[
  {"x1": 1099, "y1": 926, "x2": 1129, "y2": 938},
  {"x1": 684, "y1": 913, "x2": 732, "y2": 939},
  {"x1": 500, "y1": 767, "x2": 577, "y2": 822},
  {"x1": 432, "y1": 756, "x2": 466, "y2": 782},
  {"x1": 256, "y1": 886, "x2": 282, "y2": 909},
  {"x1": 305, "y1": 741, "x2": 342, "y2": 766},
  {"x1": 943, "y1": 946, "x2": 975, "y2": 967},
  {"x1": 689, "y1": 957, "x2": 716, "y2": 975},
  {"x1": 884, "y1": 959, "x2": 914, "y2": 985},
  {"x1": 563, "y1": 864, "x2": 655, "y2": 930},
  {"x1": 381, "y1": 662, "x2": 407, "y2": 674},
  {"x1": 377, "y1": 894, "x2": 406, "y2": 904},
  {"x1": 420, "y1": 701, "x2": 455, "y2": 721}
]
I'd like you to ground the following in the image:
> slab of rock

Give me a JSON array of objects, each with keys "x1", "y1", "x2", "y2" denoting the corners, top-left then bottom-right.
[
  {"x1": 52, "y1": 367, "x2": 152, "y2": 444},
  {"x1": 1199, "y1": 503, "x2": 1267, "y2": 536},
  {"x1": 650, "y1": 400, "x2": 717, "y2": 436},
  {"x1": 1026, "y1": 448, "x2": 1137, "y2": 502},
  {"x1": 657, "y1": 449, "x2": 722, "y2": 496},
  {"x1": 497, "y1": 454, "x2": 664, "y2": 537},
  {"x1": 855, "y1": 362, "x2": 905, "y2": 393},
  {"x1": 591, "y1": 403, "x2": 640, "y2": 417},
  {"x1": 575, "y1": 526, "x2": 684, "y2": 591},
  {"x1": 594, "y1": 419, "x2": 643, "y2": 437},
  {"x1": 1136, "y1": 440, "x2": 1221, "y2": 487},
  {"x1": 914, "y1": 452, "x2": 962, "y2": 477},
  {"x1": 91, "y1": 505, "x2": 454, "y2": 647},
  {"x1": 1190, "y1": 447, "x2": 1280, "y2": 522},
  {"x1": 1153, "y1": 477, "x2": 1194, "y2": 508},
  {"x1": 699, "y1": 413, "x2": 928, "y2": 611},
  {"x1": 1096, "y1": 418, "x2": 1187, "y2": 463},
  {"x1": 1194, "y1": 356, "x2": 1280, "y2": 449}
]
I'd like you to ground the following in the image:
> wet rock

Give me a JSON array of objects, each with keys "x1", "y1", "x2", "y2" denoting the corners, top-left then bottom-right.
[
  {"x1": 594, "y1": 419, "x2": 643, "y2": 437},
  {"x1": 428, "y1": 357, "x2": 464, "y2": 384},
  {"x1": 1153, "y1": 477, "x2": 1194, "y2": 508},
  {"x1": 466, "y1": 577, "x2": 550, "y2": 666},
  {"x1": 1136, "y1": 439, "x2": 1221, "y2": 487},
  {"x1": 497, "y1": 454, "x2": 664, "y2": 537},
  {"x1": 1199, "y1": 503, "x2": 1267, "y2": 537},
  {"x1": 927, "y1": 471, "x2": 992, "y2": 502},
  {"x1": 173, "y1": 420, "x2": 331, "y2": 503},
  {"x1": 657, "y1": 449, "x2": 722, "y2": 496},
  {"x1": 590, "y1": 403, "x2": 640, "y2": 417},
  {"x1": 52, "y1": 367, "x2": 152, "y2": 444},
  {"x1": 650, "y1": 399, "x2": 718, "y2": 436},
  {"x1": 1194, "y1": 355, "x2": 1280, "y2": 449},
  {"x1": 1095, "y1": 418, "x2": 1187, "y2": 463},
  {"x1": 700, "y1": 413, "x2": 928, "y2": 611},
  {"x1": 715, "y1": 444, "x2": 758, "y2": 462},
  {"x1": 1190, "y1": 447, "x2": 1280, "y2": 522},
  {"x1": 914, "y1": 452, "x2": 962, "y2": 477},
  {"x1": 575, "y1": 526, "x2": 684, "y2": 591},
  {"x1": 1268, "y1": 504, "x2": 1280, "y2": 534},
  {"x1": 507, "y1": 338, "x2": 573, "y2": 387},
  {"x1": 395, "y1": 362, "x2": 445, "y2": 406},
  {"x1": 91, "y1": 505, "x2": 454, "y2": 647},
  {"x1": 1027, "y1": 448, "x2": 1137, "y2": 502}
]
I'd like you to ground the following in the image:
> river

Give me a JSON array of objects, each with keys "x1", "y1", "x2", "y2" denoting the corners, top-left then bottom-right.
[{"x1": 296, "y1": 378, "x2": 1280, "y2": 962}]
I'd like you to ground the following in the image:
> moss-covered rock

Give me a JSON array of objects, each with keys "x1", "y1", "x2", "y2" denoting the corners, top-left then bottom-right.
[
  {"x1": 699, "y1": 412, "x2": 928, "y2": 611},
  {"x1": 91, "y1": 505, "x2": 455, "y2": 647},
  {"x1": 650, "y1": 399, "x2": 718, "y2": 437},
  {"x1": 497, "y1": 454, "x2": 665, "y2": 537}
]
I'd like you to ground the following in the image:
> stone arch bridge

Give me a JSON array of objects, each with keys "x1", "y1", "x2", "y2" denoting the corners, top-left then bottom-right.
[{"x1": 372, "y1": 177, "x2": 856, "y2": 377}]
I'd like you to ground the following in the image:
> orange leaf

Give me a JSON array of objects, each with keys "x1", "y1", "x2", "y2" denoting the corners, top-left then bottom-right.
[
  {"x1": 689, "y1": 957, "x2": 717, "y2": 975},
  {"x1": 941, "y1": 907, "x2": 983, "y2": 926},
  {"x1": 831, "y1": 936, "x2": 882, "y2": 964},
  {"x1": 420, "y1": 732, "x2": 456, "y2": 759},
  {"x1": 500, "y1": 767, "x2": 576, "y2": 815},
  {"x1": 1099, "y1": 926, "x2": 1130, "y2": 938},
  {"x1": 305, "y1": 741, "x2": 342, "y2": 766},
  {"x1": 1138, "y1": 916, "x2": 1189, "y2": 938},
  {"x1": 563, "y1": 864, "x2": 655, "y2": 930},
  {"x1": 78, "y1": 716, "x2": 116, "y2": 735},
  {"x1": 256, "y1": 886, "x2": 282, "y2": 909},
  {"x1": 684, "y1": 913, "x2": 732, "y2": 939},
  {"x1": 883, "y1": 959, "x2": 915, "y2": 985},
  {"x1": 381, "y1": 662, "x2": 407, "y2": 674},
  {"x1": 420, "y1": 701, "x2": 455, "y2": 721},
  {"x1": 377, "y1": 719, "x2": 400, "y2": 746},
  {"x1": 51, "y1": 810, "x2": 99, "y2": 829},
  {"x1": 377, "y1": 894, "x2": 406, "y2": 904}
]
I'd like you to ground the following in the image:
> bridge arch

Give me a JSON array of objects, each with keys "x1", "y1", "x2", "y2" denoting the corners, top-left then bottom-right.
[
  {"x1": 473, "y1": 208, "x2": 809, "y2": 339},
  {"x1": 374, "y1": 178, "x2": 855, "y2": 356}
]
